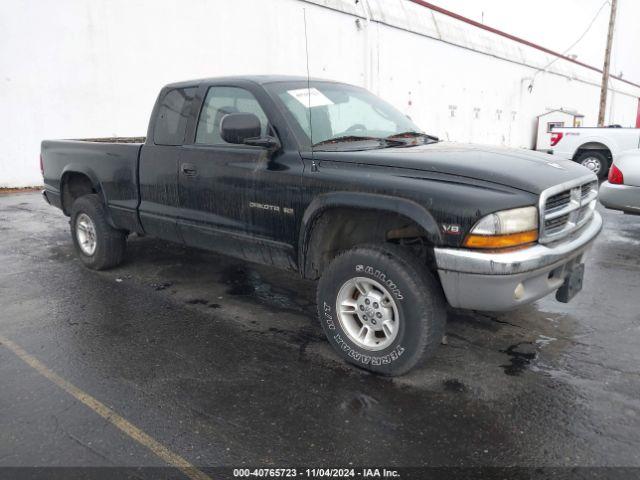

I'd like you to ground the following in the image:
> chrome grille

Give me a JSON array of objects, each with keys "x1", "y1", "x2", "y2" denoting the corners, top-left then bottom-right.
[
  {"x1": 539, "y1": 176, "x2": 598, "y2": 243},
  {"x1": 545, "y1": 191, "x2": 571, "y2": 212},
  {"x1": 581, "y1": 181, "x2": 598, "y2": 199},
  {"x1": 544, "y1": 213, "x2": 570, "y2": 233}
]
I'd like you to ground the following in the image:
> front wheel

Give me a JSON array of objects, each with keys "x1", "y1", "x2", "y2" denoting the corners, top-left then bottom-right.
[
  {"x1": 316, "y1": 244, "x2": 446, "y2": 376},
  {"x1": 576, "y1": 151, "x2": 609, "y2": 179},
  {"x1": 70, "y1": 194, "x2": 127, "y2": 270}
]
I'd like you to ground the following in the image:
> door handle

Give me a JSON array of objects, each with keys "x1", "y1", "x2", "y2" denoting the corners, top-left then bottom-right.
[{"x1": 181, "y1": 163, "x2": 198, "y2": 177}]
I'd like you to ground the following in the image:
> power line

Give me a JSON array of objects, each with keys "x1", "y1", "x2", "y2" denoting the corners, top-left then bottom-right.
[
  {"x1": 529, "y1": 0, "x2": 610, "y2": 91},
  {"x1": 560, "y1": 0, "x2": 610, "y2": 59}
]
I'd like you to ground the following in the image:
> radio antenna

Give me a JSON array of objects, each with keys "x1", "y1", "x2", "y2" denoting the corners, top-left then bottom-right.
[{"x1": 303, "y1": 8, "x2": 314, "y2": 150}]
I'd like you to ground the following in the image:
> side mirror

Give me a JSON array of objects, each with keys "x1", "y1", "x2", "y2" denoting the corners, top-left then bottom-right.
[
  {"x1": 220, "y1": 113, "x2": 262, "y2": 144},
  {"x1": 220, "y1": 112, "x2": 281, "y2": 151}
]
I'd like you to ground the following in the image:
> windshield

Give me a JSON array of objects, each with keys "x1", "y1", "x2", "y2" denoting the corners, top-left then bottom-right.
[{"x1": 265, "y1": 81, "x2": 428, "y2": 149}]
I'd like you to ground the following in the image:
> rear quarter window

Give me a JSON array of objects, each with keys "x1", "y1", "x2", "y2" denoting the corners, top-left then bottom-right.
[{"x1": 153, "y1": 87, "x2": 196, "y2": 146}]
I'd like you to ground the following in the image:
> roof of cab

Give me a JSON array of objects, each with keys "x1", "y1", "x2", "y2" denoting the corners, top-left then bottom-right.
[{"x1": 163, "y1": 75, "x2": 344, "y2": 89}]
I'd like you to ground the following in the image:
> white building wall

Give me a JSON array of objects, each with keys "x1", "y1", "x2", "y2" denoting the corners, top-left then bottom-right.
[{"x1": 1, "y1": 0, "x2": 638, "y2": 187}]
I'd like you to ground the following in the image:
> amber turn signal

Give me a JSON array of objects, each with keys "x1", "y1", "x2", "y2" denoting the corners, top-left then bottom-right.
[{"x1": 463, "y1": 229, "x2": 539, "y2": 249}]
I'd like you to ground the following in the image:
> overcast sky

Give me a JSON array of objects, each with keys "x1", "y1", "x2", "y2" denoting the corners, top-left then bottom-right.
[{"x1": 444, "y1": 0, "x2": 639, "y2": 85}]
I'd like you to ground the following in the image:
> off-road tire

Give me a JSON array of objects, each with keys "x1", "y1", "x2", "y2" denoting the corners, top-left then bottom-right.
[
  {"x1": 316, "y1": 243, "x2": 446, "y2": 376},
  {"x1": 70, "y1": 194, "x2": 126, "y2": 270}
]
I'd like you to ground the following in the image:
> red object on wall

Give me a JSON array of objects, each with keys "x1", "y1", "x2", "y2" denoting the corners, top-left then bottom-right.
[{"x1": 636, "y1": 98, "x2": 640, "y2": 128}]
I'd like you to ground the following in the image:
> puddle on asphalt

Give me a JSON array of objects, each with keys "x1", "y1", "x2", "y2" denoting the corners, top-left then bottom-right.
[
  {"x1": 185, "y1": 298, "x2": 209, "y2": 305},
  {"x1": 500, "y1": 342, "x2": 537, "y2": 376},
  {"x1": 219, "y1": 264, "x2": 315, "y2": 315},
  {"x1": 536, "y1": 335, "x2": 557, "y2": 348},
  {"x1": 442, "y1": 378, "x2": 467, "y2": 392},
  {"x1": 227, "y1": 284, "x2": 255, "y2": 295}
]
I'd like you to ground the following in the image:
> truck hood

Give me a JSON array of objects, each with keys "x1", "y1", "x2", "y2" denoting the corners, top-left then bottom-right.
[{"x1": 316, "y1": 142, "x2": 594, "y2": 194}]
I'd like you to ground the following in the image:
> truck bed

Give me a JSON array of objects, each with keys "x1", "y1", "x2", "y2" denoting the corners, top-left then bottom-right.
[{"x1": 41, "y1": 138, "x2": 145, "y2": 233}]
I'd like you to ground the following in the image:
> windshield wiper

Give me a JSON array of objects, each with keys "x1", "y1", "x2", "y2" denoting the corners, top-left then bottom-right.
[
  {"x1": 386, "y1": 131, "x2": 439, "y2": 144},
  {"x1": 312, "y1": 135, "x2": 405, "y2": 148}
]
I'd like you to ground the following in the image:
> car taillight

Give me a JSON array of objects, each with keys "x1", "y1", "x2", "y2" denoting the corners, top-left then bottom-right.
[
  {"x1": 550, "y1": 132, "x2": 564, "y2": 147},
  {"x1": 608, "y1": 164, "x2": 624, "y2": 184},
  {"x1": 40, "y1": 154, "x2": 44, "y2": 176}
]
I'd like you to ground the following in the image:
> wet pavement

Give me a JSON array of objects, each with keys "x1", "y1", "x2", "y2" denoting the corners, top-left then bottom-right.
[{"x1": 1, "y1": 192, "x2": 640, "y2": 472}]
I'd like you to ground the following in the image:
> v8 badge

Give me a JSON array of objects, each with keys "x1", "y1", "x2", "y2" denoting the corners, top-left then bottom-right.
[{"x1": 441, "y1": 224, "x2": 461, "y2": 235}]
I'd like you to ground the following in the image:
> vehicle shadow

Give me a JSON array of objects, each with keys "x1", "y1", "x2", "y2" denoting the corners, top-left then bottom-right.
[{"x1": 113, "y1": 235, "x2": 582, "y2": 397}]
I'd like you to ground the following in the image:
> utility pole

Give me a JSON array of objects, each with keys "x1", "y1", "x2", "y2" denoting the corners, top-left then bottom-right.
[{"x1": 598, "y1": 0, "x2": 618, "y2": 126}]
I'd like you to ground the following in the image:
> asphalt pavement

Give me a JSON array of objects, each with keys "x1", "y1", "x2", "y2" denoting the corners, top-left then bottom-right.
[{"x1": 1, "y1": 192, "x2": 639, "y2": 476}]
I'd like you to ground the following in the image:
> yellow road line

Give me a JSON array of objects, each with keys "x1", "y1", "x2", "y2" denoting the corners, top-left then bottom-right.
[{"x1": 0, "y1": 334, "x2": 212, "y2": 480}]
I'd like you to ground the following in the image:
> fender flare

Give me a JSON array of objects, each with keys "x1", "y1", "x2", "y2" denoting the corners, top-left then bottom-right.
[
  {"x1": 60, "y1": 165, "x2": 115, "y2": 226},
  {"x1": 298, "y1": 191, "x2": 442, "y2": 278}
]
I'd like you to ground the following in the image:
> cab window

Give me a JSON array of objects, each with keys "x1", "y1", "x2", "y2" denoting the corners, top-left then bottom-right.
[
  {"x1": 196, "y1": 87, "x2": 269, "y2": 145},
  {"x1": 153, "y1": 87, "x2": 196, "y2": 146}
]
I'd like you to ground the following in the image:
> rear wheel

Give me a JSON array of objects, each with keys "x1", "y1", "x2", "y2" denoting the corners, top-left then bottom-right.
[
  {"x1": 576, "y1": 151, "x2": 608, "y2": 179},
  {"x1": 70, "y1": 194, "x2": 126, "y2": 270},
  {"x1": 316, "y1": 243, "x2": 446, "y2": 376}
]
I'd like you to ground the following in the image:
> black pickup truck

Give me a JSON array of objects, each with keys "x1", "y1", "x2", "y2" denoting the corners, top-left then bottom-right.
[{"x1": 42, "y1": 75, "x2": 602, "y2": 375}]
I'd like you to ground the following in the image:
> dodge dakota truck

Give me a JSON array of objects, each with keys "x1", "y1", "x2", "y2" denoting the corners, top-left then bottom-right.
[{"x1": 41, "y1": 76, "x2": 603, "y2": 375}]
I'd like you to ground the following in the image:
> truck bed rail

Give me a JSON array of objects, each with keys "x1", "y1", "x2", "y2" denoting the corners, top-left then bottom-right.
[{"x1": 71, "y1": 137, "x2": 146, "y2": 144}]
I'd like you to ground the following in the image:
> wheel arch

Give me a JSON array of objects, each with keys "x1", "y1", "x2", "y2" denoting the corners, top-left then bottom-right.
[
  {"x1": 573, "y1": 141, "x2": 613, "y2": 162},
  {"x1": 60, "y1": 167, "x2": 113, "y2": 225},
  {"x1": 298, "y1": 192, "x2": 442, "y2": 279}
]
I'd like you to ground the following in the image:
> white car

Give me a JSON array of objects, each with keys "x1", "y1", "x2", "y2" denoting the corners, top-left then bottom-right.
[
  {"x1": 550, "y1": 126, "x2": 640, "y2": 179},
  {"x1": 599, "y1": 150, "x2": 640, "y2": 214}
]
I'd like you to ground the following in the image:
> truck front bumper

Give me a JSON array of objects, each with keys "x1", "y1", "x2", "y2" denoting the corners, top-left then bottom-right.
[{"x1": 433, "y1": 212, "x2": 603, "y2": 311}]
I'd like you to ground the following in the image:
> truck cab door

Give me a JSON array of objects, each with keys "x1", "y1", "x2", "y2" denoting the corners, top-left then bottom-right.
[
  {"x1": 139, "y1": 86, "x2": 196, "y2": 243},
  {"x1": 177, "y1": 85, "x2": 301, "y2": 268}
]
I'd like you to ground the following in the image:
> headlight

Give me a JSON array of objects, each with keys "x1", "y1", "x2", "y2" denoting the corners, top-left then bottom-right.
[{"x1": 463, "y1": 206, "x2": 538, "y2": 249}]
